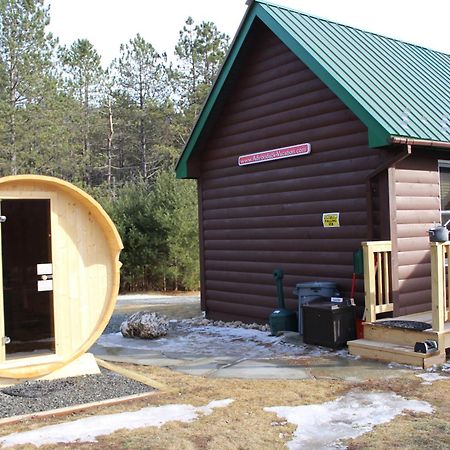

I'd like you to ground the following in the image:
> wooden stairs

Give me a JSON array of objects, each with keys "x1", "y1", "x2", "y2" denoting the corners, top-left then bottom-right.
[{"x1": 348, "y1": 322, "x2": 447, "y2": 368}]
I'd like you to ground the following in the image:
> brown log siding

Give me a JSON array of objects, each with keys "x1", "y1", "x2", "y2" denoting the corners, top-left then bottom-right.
[
  {"x1": 391, "y1": 155, "x2": 440, "y2": 316},
  {"x1": 196, "y1": 22, "x2": 388, "y2": 322}
]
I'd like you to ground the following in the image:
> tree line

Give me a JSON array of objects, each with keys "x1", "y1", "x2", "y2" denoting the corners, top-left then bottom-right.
[{"x1": 0, "y1": 0, "x2": 230, "y2": 291}]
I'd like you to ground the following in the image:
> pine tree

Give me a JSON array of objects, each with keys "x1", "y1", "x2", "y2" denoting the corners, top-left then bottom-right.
[
  {"x1": 0, "y1": 0, "x2": 56, "y2": 175},
  {"x1": 59, "y1": 38, "x2": 105, "y2": 184},
  {"x1": 174, "y1": 17, "x2": 229, "y2": 124},
  {"x1": 150, "y1": 171, "x2": 199, "y2": 291},
  {"x1": 110, "y1": 34, "x2": 170, "y2": 180}
]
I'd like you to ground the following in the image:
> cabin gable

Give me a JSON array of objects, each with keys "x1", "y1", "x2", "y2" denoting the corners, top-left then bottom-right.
[{"x1": 195, "y1": 22, "x2": 388, "y2": 322}]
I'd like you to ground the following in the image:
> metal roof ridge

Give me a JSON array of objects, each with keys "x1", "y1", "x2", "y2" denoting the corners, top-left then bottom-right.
[
  {"x1": 176, "y1": 0, "x2": 450, "y2": 179},
  {"x1": 257, "y1": 0, "x2": 450, "y2": 57}
]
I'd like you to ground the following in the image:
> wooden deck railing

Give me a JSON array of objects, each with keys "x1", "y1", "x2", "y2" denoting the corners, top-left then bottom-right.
[
  {"x1": 430, "y1": 242, "x2": 450, "y2": 332},
  {"x1": 362, "y1": 241, "x2": 393, "y2": 323}
]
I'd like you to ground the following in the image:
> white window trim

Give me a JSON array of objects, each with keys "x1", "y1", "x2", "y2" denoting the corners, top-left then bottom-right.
[{"x1": 438, "y1": 160, "x2": 450, "y2": 224}]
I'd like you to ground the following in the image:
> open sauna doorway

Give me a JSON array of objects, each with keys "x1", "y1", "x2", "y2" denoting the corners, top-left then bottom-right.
[{"x1": 1, "y1": 199, "x2": 55, "y2": 358}]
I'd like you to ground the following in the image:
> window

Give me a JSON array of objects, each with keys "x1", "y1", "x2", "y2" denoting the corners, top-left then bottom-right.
[{"x1": 439, "y1": 161, "x2": 450, "y2": 225}]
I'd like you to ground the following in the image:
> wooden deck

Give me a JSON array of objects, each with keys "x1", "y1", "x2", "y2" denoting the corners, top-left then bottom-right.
[
  {"x1": 348, "y1": 311, "x2": 449, "y2": 368},
  {"x1": 348, "y1": 241, "x2": 450, "y2": 368}
]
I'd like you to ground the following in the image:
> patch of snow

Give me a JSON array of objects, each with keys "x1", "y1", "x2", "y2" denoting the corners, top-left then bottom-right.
[
  {"x1": 388, "y1": 361, "x2": 422, "y2": 370},
  {"x1": 265, "y1": 390, "x2": 432, "y2": 450},
  {"x1": 117, "y1": 294, "x2": 199, "y2": 304},
  {"x1": 0, "y1": 399, "x2": 234, "y2": 448},
  {"x1": 334, "y1": 348, "x2": 355, "y2": 358},
  {"x1": 440, "y1": 362, "x2": 450, "y2": 373},
  {"x1": 196, "y1": 399, "x2": 234, "y2": 414},
  {"x1": 416, "y1": 372, "x2": 449, "y2": 384},
  {"x1": 118, "y1": 293, "x2": 178, "y2": 300},
  {"x1": 96, "y1": 324, "x2": 337, "y2": 359}
]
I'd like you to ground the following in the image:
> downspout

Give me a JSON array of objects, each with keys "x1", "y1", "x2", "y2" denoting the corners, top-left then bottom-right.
[{"x1": 366, "y1": 144, "x2": 412, "y2": 239}]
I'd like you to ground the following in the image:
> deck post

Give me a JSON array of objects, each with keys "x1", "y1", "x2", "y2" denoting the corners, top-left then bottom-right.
[
  {"x1": 362, "y1": 242, "x2": 376, "y2": 322},
  {"x1": 431, "y1": 242, "x2": 445, "y2": 332}
]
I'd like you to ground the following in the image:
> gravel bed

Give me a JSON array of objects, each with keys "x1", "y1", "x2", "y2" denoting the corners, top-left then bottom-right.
[
  {"x1": 0, "y1": 368, "x2": 152, "y2": 419},
  {"x1": 182, "y1": 316, "x2": 271, "y2": 332},
  {"x1": 104, "y1": 313, "x2": 129, "y2": 334},
  {"x1": 104, "y1": 312, "x2": 271, "y2": 336}
]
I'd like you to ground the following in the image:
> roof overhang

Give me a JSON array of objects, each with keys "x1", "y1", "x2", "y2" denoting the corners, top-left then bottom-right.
[
  {"x1": 175, "y1": 1, "x2": 449, "y2": 179},
  {"x1": 176, "y1": 3, "x2": 260, "y2": 179}
]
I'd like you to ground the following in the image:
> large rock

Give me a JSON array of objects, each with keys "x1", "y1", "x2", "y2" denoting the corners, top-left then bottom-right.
[{"x1": 120, "y1": 312, "x2": 169, "y2": 339}]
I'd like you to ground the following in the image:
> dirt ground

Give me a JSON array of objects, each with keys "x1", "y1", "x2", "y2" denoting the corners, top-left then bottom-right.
[{"x1": 1, "y1": 363, "x2": 450, "y2": 450}]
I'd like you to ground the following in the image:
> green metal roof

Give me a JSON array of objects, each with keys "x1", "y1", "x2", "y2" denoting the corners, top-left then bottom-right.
[{"x1": 176, "y1": 0, "x2": 450, "y2": 179}]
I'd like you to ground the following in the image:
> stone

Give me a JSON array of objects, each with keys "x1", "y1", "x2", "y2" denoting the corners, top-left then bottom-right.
[{"x1": 120, "y1": 312, "x2": 169, "y2": 339}]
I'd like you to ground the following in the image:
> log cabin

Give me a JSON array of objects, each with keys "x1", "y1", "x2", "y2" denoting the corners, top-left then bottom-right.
[{"x1": 176, "y1": 0, "x2": 450, "y2": 366}]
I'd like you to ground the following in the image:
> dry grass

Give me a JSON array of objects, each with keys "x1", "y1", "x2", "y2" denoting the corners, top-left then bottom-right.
[
  {"x1": 1, "y1": 364, "x2": 450, "y2": 449},
  {"x1": 120, "y1": 291, "x2": 200, "y2": 298},
  {"x1": 345, "y1": 378, "x2": 450, "y2": 450}
]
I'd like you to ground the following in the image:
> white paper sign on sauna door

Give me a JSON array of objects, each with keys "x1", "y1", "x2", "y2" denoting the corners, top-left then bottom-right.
[
  {"x1": 37, "y1": 263, "x2": 53, "y2": 275},
  {"x1": 37, "y1": 279, "x2": 53, "y2": 292}
]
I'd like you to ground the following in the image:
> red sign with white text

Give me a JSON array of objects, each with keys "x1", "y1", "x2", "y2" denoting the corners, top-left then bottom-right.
[{"x1": 238, "y1": 143, "x2": 311, "y2": 166}]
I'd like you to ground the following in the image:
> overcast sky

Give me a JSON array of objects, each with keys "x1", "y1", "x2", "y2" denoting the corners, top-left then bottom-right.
[{"x1": 46, "y1": 0, "x2": 450, "y2": 67}]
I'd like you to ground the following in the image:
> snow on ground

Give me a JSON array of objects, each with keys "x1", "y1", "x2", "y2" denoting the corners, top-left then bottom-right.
[
  {"x1": 118, "y1": 294, "x2": 179, "y2": 300},
  {"x1": 388, "y1": 362, "x2": 422, "y2": 370},
  {"x1": 265, "y1": 390, "x2": 433, "y2": 450},
  {"x1": 116, "y1": 294, "x2": 200, "y2": 304},
  {"x1": 439, "y1": 362, "x2": 450, "y2": 372},
  {"x1": 416, "y1": 372, "x2": 449, "y2": 384},
  {"x1": 95, "y1": 323, "x2": 335, "y2": 359},
  {"x1": 0, "y1": 399, "x2": 234, "y2": 448}
]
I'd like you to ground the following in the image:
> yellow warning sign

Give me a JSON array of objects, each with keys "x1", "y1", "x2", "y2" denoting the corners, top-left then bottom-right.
[{"x1": 322, "y1": 212, "x2": 340, "y2": 228}]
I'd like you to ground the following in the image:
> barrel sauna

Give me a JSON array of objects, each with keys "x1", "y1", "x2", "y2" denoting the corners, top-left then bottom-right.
[{"x1": 0, "y1": 175, "x2": 122, "y2": 380}]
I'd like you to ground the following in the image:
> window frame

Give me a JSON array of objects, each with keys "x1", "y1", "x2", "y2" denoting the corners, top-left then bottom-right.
[{"x1": 438, "y1": 160, "x2": 450, "y2": 225}]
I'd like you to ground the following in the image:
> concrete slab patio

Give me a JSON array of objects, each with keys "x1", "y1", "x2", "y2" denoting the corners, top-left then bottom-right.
[{"x1": 91, "y1": 293, "x2": 444, "y2": 382}]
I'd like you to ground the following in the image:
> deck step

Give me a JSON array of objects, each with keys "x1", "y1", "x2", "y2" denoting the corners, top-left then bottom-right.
[
  {"x1": 363, "y1": 323, "x2": 438, "y2": 347},
  {"x1": 348, "y1": 338, "x2": 446, "y2": 369}
]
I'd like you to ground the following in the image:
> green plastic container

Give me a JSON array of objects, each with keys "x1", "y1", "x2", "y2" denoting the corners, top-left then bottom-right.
[
  {"x1": 269, "y1": 308, "x2": 298, "y2": 336},
  {"x1": 269, "y1": 268, "x2": 298, "y2": 335},
  {"x1": 353, "y1": 248, "x2": 364, "y2": 276}
]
